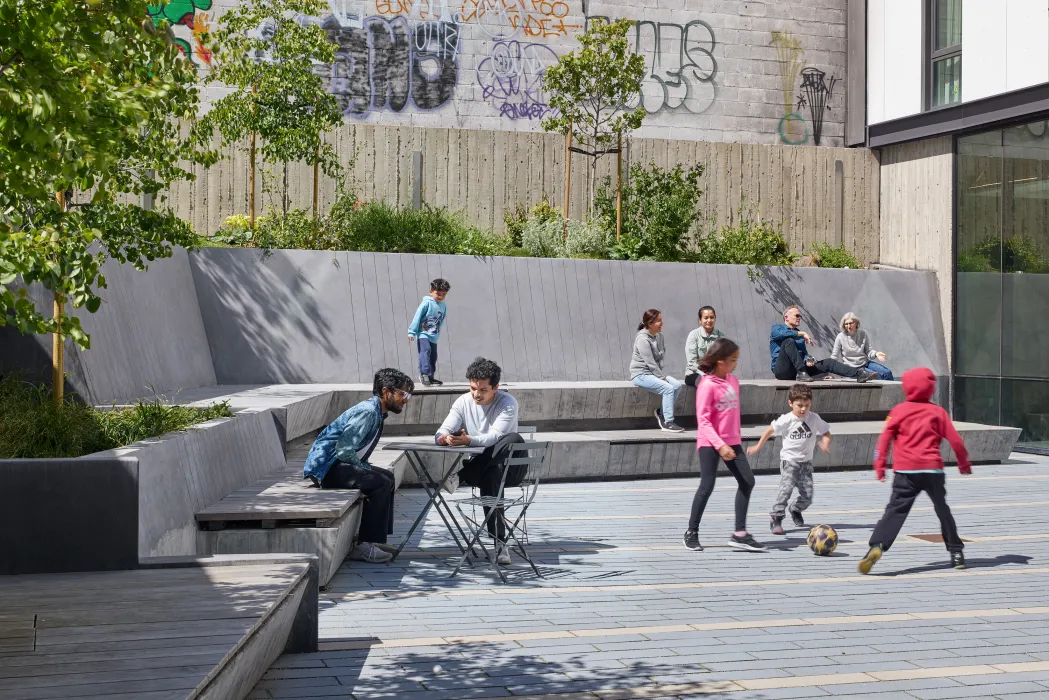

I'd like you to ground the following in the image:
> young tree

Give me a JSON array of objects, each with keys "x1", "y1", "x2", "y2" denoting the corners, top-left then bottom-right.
[
  {"x1": 194, "y1": 0, "x2": 343, "y2": 227},
  {"x1": 0, "y1": 0, "x2": 210, "y2": 405},
  {"x1": 541, "y1": 18, "x2": 646, "y2": 238}
]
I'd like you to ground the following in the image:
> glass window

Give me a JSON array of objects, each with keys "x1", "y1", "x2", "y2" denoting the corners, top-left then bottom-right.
[
  {"x1": 935, "y1": 0, "x2": 962, "y2": 50},
  {"x1": 930, "y1": 0, "x2": 962, "y2": 107},
  {"x1": 932, "y1": 56, "x2": 962, "y2": 107},
  {"x1": 1003, "y1": 379, "x2": 1049, "y2": 448},
  {"x1": 956, "y1": 130, "x2": 1003, "y2": 376},
  {"x1": 954, "y1": 376, "x2": 1000, "y2": 427}
]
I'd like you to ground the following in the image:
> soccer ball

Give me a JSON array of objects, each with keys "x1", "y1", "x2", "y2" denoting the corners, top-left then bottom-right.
[{"x1": 807, "y1": 524, "x2": 838, "y2": 556}]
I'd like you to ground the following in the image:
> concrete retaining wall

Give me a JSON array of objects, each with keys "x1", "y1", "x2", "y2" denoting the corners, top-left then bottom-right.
[{"x1": 191, "y1": 249, "x2": 949, "y2": 386}]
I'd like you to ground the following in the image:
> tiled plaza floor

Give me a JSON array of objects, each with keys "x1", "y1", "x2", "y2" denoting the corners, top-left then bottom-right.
[{"x1": 253, "y1": 453, "x2": 1049, "y2": 699}]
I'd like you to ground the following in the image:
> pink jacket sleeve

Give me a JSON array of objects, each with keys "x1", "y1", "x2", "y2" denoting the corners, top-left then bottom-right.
[{"x1": 694, "y1": 379, "x2": 726, "y2": 450}]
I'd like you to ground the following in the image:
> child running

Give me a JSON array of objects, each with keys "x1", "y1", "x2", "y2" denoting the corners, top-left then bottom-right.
[
  {"x1": 859, "y1": 367, "x2": 971, "y2": 573},
  {"x1": 408, "y1": 278, "x2": 450, "y2": 387},
  {"x1": 747, "y1": 383, "x2": 832, "y2": 535},
  {"x1": 683, "y1": 338, "x2": 765, "y2": 552}
]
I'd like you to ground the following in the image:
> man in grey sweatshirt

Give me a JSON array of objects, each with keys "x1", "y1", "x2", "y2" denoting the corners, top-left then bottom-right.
[{"x1": 436, "y1": 357, "x2": 522, "y2": 564}]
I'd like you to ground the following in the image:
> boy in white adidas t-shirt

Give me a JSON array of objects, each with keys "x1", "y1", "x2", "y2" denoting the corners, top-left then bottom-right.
[{"x1": 747, "y1": 383, "x2": 832, "y2": 535}]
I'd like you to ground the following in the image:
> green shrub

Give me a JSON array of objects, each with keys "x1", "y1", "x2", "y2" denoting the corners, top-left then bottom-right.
[
  {"x1": 254, "y1": 209, "x2": 324, "y2": 250},
  {"x1": 597, "y1": 162, "x2": 704, "y2": 262},
  {"x1": 0, "y1": 375, "x2": 233, "y2": 459},
  {"x1": 503, "y1": 202, "x2": 528, "y2": 248},
  {"x1": 210, "y1": 214, "x2": 254, "y2": 247},
  {"x1": 520, "y1": 216, "x2": 609, "y2": 259},
  {"x1": 522, "y1": 216, "x2": 566, "y2": 258},
  {"x1": 812, "y1": 242, "x2": 861, "y2": 269},
  {"x1": 959, "y1": 235, "x2": 1049, "y2": 273},
  {"x1": 696, "y1": 206, "x2": 796, "y2": 266}
]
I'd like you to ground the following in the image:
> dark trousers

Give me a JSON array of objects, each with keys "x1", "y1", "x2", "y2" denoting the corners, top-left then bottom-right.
[
  {"x1": 322, "y1": 461, "x2": 395, "y2": 544},
  {"x1": 418, "y1": 338, "x2": 437, "y2": 377},
  {"x1": 689, "y1": 445, "x2": 755, "y2": 532},
  {"x1": 685, "y1": 373, "x2": 701, "y2": 388},
  {"x1": 870, "y1": 471, "x2": 963, "y2": 553},
  {"x1": 458, "y1": 433, "x2": 525, "y2": 542},
  {"x1": 773, "y1": 338, "x2": 862, "y2": 381}
]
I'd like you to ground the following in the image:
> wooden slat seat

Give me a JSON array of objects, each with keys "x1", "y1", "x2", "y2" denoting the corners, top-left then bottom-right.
[{"x1": 195, "y1": 472, "x2": 359, "y2": 529}]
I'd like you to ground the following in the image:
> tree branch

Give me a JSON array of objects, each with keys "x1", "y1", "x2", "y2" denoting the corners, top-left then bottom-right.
[{"x1": 0, "y1": 50, "x2": 23, "y2": 77}]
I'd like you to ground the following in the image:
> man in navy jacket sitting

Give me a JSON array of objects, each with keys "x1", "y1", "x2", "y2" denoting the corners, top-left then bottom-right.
[{"x1": 770, "y1": 306, "x2": 878, "y2": 383}]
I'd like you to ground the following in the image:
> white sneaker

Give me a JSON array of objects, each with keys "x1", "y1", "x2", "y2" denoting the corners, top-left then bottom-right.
[
  {"x1": 496, "y1": 546, "x2": 512, "y2": 566},
  {"x1": 349, "y1": 542, "x2": 393, "y2": 564},
  {"x1": 442, "y1": 472, "x2": 459, "y2": 494}
]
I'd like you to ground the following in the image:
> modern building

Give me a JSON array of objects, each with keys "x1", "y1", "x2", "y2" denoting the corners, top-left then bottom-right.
[{"x1": 852, "y1": 0, "x2": 1049, "y2": 451}]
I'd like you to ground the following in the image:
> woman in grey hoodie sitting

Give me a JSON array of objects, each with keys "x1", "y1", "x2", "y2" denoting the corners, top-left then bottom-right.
[
  {"x1": 630, "y1": 309, "x2": 685, "y2": 432},
  {"x1": 831, "y1": 312, "x2": 893, "y2": 380}
]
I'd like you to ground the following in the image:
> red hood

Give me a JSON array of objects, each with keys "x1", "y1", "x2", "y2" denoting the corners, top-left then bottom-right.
[{"x1": 902, "y1": 367, "x2": 936, "y2": 402}]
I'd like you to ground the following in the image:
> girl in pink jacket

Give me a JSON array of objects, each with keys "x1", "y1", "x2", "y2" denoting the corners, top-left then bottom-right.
[{"x1": 684, "y1": 338, "x2": 765, "y2": 553}]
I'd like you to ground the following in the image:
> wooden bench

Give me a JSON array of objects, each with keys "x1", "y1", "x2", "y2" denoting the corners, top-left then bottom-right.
[{"x1": 195, "y1": 470, "x2": 362, "y2": 588}]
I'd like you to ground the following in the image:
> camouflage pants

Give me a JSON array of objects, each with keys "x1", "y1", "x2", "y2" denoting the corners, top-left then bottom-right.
[{"x1": 770, "y1": 460, "x2": 814, "y2": 518}]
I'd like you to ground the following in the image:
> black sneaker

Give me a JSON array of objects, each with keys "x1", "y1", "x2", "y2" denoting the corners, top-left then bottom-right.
[
  {"x1": 683, "y1": 530, "x2": 703, "y2": 551},
  {"x1": 654, "y1": 408, "x2": 667, "y2": 430},
  {"x1": 728, "y1": 533, "x2": 766, "y2": 552},
  {"x1": 420, "y1": 376, "x2": 433, "y2": 387},
  {"x1": 857, "y1": 369, "x2": 877, "y2": 383},
  {"x1": 662, "y1": 421, "x2": 685, "y2": 433},
  {"x1": 770, "y1": 516, "x2": 785, "y2": 535},
  {"x1": 950, "y1": 551, "x2": 966, "y2": 569},
  {"x1": 789, "y1": 509, "x2": 805, "y2": 527},
  {"x1": 795, "y1": 373, "x2": 813, "y2": 383},
  {"x1": 858, "y1": 544, "x2": 883, "y2": 574},
  {"x1": 428, "y1": 375, "x2": 443, "y2": 386}
]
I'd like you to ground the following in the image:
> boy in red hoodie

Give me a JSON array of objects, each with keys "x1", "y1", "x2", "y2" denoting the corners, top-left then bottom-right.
[{"x1": 859, "y1": 367, "x2": 972, "y2": 574}]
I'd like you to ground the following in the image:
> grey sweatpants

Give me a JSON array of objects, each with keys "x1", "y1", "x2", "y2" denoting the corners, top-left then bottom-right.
[{"x1": 770, "y1": 460, "x2": 814, "y2": 518}]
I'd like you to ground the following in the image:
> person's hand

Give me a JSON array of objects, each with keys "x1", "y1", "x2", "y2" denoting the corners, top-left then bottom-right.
[
  {"x1": 718, "y1": 444, "x2": 736, "y2": 461},
  {"x1": 876, "y1": 352, "x2": 887, "y2": 361},
  {"x1": 819, "y1": 435, "x2": 831, "y2": 453},
  {"x1": 799, "y1": 331, "x2": 812, "y2": 343},
  {"x1": 408, "y1": 335, "x2": 416, "y2": 343},
  {"x1": 959, "y1": 464, "x2": 972, "y2": 475},
  {"x1": 436, "y1": 433, "x2": 454, "y2": 446},
  {"x1": 448, "y1": 433, "x2": 472, "y2": 446},
  {"x1": 746, "y1": 444, "x2": 761, "y2": 456},
  {"x1": 875, "y1": 469, "x2": 886, "y2": 482}
]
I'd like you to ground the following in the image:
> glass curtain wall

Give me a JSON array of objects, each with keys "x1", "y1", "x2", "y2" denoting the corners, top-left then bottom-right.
[{"x1": 956, "y1": 119, "x2": 1049, "y2": 450}]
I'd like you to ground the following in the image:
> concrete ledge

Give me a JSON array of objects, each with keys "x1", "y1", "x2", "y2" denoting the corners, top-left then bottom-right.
[{"x1": 395, "y1": 422, "x2": 1022, "y2": 483}]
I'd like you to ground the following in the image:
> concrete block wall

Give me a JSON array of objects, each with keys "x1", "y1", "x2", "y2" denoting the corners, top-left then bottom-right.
[{"x1": 180, "y1": 0, "x2": 847, "y2": 146}]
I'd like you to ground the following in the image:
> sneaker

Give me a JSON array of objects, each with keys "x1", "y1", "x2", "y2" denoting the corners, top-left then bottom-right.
[
  {"x1": 950, "y1": 551, "x2": 966, "y2": 569},
  {"x1": 496, "y1": 545, "x2": 512, "y2": 566},
  {"x1": 662, "y1": 421, "x2": 685, "y2": 433},
  {"x1": 420, "y1": 376, "x2": 433, "y2": 387},
  {"x1": 429, "y1": 375, "x2": 443, "y2": 386},
  {"x1": 442, "y1": 472, "x2": 459, "y2": 494},
  {"x1": 349, "y1": 542, "x2": 393, "y2": 564},
  {"x1": 795, "y1": 373, "x2": 813, "y2": 383},
  {"x1": 728, "y1": 533, "x2": 766, "y2": 552},
  {"x1": 789, "y1": 509, "x2": 805, "y2": 527},
  {"x1": 770, "y1": 516, "x2": 785, "y2": 535},
  {"x1": 374, "y1": 542, "x2": 399, "y2": 554},
  {"x1": 858, "y1": 545, "x2": 883, "y2": 574},
  {"x1": 856, "y1": 369, "x2": 878, "y2": 383},
  {"x1": 654, "y1": 408, "x2": 667, "y2": 430},
  {"x1": 683, "y1": 530, "x2": 704, "y2": 551}
]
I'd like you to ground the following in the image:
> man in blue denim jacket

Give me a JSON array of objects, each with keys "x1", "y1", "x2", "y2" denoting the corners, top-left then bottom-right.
[
  {"x1": 304, "y1": 368, "x2": 413, "y2": 563},
  {"x1": 770, "y1": 306, "x2": 877, "y2": 383}
]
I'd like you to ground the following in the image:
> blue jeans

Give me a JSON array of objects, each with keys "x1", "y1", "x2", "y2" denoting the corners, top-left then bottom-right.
[
  {"x1": 418, "y1": 337, "x2": 437, "y2": 377},
  {"x1": 633, "y1": 374, "x2": 684, "y2": 423},
  {"x1": 865, "y1": 360, "x2": 894, "y2": 380}
]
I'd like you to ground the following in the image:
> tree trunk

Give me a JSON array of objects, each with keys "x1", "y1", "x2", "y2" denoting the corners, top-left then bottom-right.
[
  {"x1": 52, "y1": 191, "x2": 66, "y2": 408},
  {"x1": 282, "y1": 161, "x2": 288, "y2": 217},
  {"x1": 249, "y1": 130, "x2": 257, "y2": 229},
  {"x1": 313, "y1": 154, "x2": 319, "y2": 220},
  {"x1": 616, "y1": 132, "x2": 623, "y2": 241},
  {"x1": 562, "y1": 120, "x2": 573, "y2": 244}
]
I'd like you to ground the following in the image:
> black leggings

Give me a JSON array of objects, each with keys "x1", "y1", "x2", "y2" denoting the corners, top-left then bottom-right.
[{"x1": 688, "y1": 446, "x2": 755, "y2": 533}]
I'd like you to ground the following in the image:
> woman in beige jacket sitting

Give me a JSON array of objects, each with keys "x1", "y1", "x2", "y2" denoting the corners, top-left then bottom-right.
[{"x1": 831, "y1": 312, "x2": 893, "y2": 380}]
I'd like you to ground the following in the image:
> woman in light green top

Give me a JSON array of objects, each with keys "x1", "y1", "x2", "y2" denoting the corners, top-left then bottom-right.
[{"x1": 685, "y1": 306, "x2": 725, "y2": 388}]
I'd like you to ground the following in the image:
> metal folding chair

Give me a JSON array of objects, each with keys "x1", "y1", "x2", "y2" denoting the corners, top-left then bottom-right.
[
  {"x1": 469, "y1": 427, "x2": 537, "y2": 545},
  {"x1": 453, "y1": 440, "x2": 551, "y2": 583}
]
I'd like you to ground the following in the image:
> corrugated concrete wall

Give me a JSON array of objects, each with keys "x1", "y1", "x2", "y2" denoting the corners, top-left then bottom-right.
[
  {"x1": 190, "y1": 248, "x2": 948, "y2": 386},
  {"x1": 164, "y1": 124, "x2": 881, "y2": 262},
  {"x1": 878, "y1": 136, "x2": 954, "y2": 367}
]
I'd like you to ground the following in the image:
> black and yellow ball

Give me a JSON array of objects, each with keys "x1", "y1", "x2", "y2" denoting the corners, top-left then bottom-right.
[{"x1": 807, "y1": 524, "x2": 838, "y2": 555}]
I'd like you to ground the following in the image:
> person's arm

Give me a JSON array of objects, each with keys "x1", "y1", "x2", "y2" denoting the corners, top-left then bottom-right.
[
  {"x1": 684, "y1": 330, "x2": 699, "y2": 374},
  {"x1": 831, "y1": 333, "x2": 844, "y2": 362},
  {"x1": 434, "y1": 400, "x2": 464, "y2": 445},
  {"x1": 694, "y1": 382, "x2": 726, "y2": 450},
  {"x1": 941, "y1": 409, "x2": 972, "y2": 474},
  {"x1": 872, "y1": 412, "x2": 900, "y2": 480},
  {"x1": 813, "y1": 414, "x2": 833, "y2": 453},
  {"x1": 770, "y1": 323, "x2": 798, "y2": 345},
  {"x1": 635, "y1": 334, "x2": 666, "y2": 379},
  {"x1": 408, "y1": 300, "x2": 426, "y2": 339},
  {"x1": 333, "y1": 410, "x2": 378, "y2": 468},
  {"x1": 746, "y1": 424, "x2": 775, "y2": 456},
  {"x1": 468, "y1": 396, "x2": 518, "y2": 447}
]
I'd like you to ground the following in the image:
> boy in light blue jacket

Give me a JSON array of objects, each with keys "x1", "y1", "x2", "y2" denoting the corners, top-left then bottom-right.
[{"x1": 408, "y1": 278, "x2": 450, "y2": 386}]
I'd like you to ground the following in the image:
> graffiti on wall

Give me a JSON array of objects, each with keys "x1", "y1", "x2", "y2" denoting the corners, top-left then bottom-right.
[
  {"x1": 460, "y1": 0, "x2": 580, "y2": 39},
  {"x1": 477, "y1": 40, "x2": 557, "y2": 119},
  {"x1": 586, "y1": 16, "x2": 717, "y2": 115},
  {"x1": 148, "y1": 0, "x2": 213, "y2": 66},
  {"x1": 771, "y1": 30, "x2": 805, "y2": 144},
  {"x1": 797, "y1": 67, "x2": 836, "y2": 147},
  {"x1": 320, "y1": 13, "x2": 461, "y2": 115}
]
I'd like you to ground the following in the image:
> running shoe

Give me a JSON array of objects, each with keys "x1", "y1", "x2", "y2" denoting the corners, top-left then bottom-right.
[
  {"x1": 728, "y1": 533, "x2": 766, "y2": 552},
  {"x1": 950, "y1": 551, "x2": 966, "y2": 569},
  {"x1": 683, "y1": 530, "x2": 703, "y2": 551},
  {"x1": 790, "y1": 509, "x2": 805, "y2": 527},
  {"x1": 662, "y1": 421, "x2": 685, "y2": 433},
  {"x1": 654, "y1": 408, "x2": 667, "y2": 430},
  {"x1": 858, "y1": 545, "x2": 883, "y2": 574},
  {"x1": 770, "y1": 516, "x2": 785, "y2": 535}
]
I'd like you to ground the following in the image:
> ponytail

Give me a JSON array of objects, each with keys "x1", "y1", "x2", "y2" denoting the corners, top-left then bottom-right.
[
  {"x1": 638, "y1": 308, "x2": 661, "y2": 331},
  {"x1": 698, "y1": 337, "x2": 740, "y2": 374}
]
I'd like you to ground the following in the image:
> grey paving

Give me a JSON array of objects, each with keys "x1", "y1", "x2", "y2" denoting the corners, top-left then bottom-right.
[{"x1": 254, "y1": 453, "x2": 1049, "y2": 700}]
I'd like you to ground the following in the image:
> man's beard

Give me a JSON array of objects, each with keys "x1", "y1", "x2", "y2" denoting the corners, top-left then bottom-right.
[{"x1": 388, "y1": 404, "x2": 403, "y2": 414}]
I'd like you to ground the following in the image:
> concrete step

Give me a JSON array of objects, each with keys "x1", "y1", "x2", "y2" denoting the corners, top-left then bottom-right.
[{"x1": 392, "y1": 421, "x2": 1021, "y2": 483}]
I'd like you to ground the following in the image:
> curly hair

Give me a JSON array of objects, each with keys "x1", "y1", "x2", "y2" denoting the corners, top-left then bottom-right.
[
  {"x1": 430, "y1": 278, "x2": 451, "y2": 293},
  {"x1": 466, "y1": 357, "x2": 502, "y2": 387},
  {"x1": 787, "y1": 383, "x2": 813, "y2": 403},
  {"x1": 372, "y1": 368, "x2": 414, "y2": 396}
]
